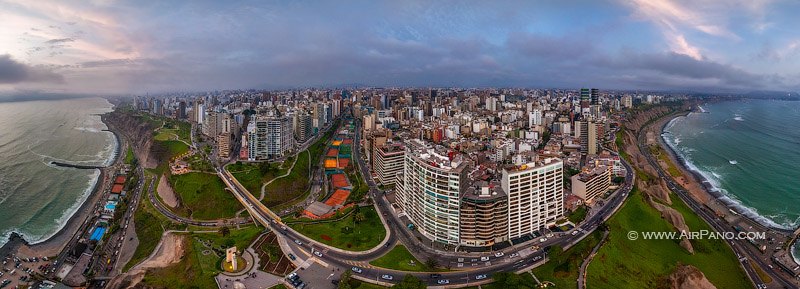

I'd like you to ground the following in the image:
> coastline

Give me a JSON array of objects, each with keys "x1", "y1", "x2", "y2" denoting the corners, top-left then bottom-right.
[
  {"x1": 0, "y1": 110, "x2": 123, "y2": 257},
  {"x1": 658, "y1": 109, "x2": 794, "y2": 233}
]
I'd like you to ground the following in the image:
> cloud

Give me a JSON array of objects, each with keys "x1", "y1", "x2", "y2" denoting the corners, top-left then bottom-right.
[
  {"x1": 44, "y1": 37, "x2": 75, "y2": 44},
  {"x1": 0, "y1": 54, "x2": 64, "y2": 84}
]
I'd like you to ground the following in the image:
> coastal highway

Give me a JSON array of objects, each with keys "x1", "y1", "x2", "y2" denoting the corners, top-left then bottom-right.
[
  {"x1": 637, "y1": 115, "x2": 799, "y2": 289},
  {"x1": 213, "y1": 115, "x2": 636, "y2": 287}
]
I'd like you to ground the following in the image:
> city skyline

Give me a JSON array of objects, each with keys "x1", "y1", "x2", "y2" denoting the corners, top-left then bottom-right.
[{"x1": 2, "y1": 0, "x2": 800, "y2": 97}]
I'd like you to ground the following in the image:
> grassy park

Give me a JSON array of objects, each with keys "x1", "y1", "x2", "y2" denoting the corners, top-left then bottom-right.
[
  {"x1": 369, "y1": 245, "x2": 428, "y2": 272},
  {"x1": 585, "y1": 188, "x2": 749, "y2": 289},
  {"x1": 529, "y1": 230, "x2": 604, "y2": 288},
  {"x1": 168, "y1": 172, "x2": 242, "y2": 220},
  {"x1": 288, "y1": 206, "x2": 385, "y2": 251}
]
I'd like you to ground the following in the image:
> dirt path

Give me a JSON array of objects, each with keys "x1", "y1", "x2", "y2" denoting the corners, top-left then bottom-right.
[{"x1": 156, "y1": 173, "x2": 180, "y2": 208}]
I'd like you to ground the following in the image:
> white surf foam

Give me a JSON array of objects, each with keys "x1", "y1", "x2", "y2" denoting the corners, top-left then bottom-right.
[
  {"x1": 28, "y1": 169, "x2": 100, "y2": 245},
  {"x1": 662, "y1": 126, "x2": 796, "y2": 230},
  {"x1": 729, "y1": 160, "x2": 738, "y2": 165}
]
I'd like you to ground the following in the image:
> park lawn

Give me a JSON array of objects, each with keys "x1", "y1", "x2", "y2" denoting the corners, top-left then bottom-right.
[
  {"x1": 228, "y1": 161, "x2": 290, "y2": 197},
  {"x1": 289, "y1": 206, "x2": 385, "y2": 251},
  {"x1": 586, "y1": 188, "x2": 749, "y2": 289},
  {"x1": 369, "y1": 245, "x2": 427, "y2": 271},
  {"x1": 153, "y1": 130, "x2": 174, "y2": 141},
  {"x1": 186, "y1": 153, "x2": 213, "y2": 172},
  {"x1": 168, "y1": 172, "x2": 242, "y2": 220},
  {"x1": 529, "y1": 230, "x2": 604, "y2": 288},
  {"x1": 480, "y1": 273, "x2": 539, "y2": 289},
  {"x1": 141, "y1": 236, "x2": 219, "y2": 289},
  {"x1": 195, "y1": 225, "x2": 264, "y2": 250}
]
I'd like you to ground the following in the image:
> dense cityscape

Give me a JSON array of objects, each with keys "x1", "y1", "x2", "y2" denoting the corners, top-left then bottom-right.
[{"x1": 3, "y1": 1, "x2": 800, "y2": 289}]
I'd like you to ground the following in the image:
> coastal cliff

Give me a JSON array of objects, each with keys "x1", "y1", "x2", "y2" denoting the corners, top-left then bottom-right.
[{"x1": 105, "y1": 110, "x2": 158, "y2": 168}]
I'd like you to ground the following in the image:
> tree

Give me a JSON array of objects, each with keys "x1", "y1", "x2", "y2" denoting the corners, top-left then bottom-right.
[
  {"x1": 353, "y1": 213, "x2": 366, "y2": 224},
  {"x1": 219, "y1": 226, "x2": 230, "y2": 237},
  {"x1": 492, "y1": 272, "x2": 536, "y2": 289},
  {"x1": 394, "y1": 274, "x2": 425, "y2": 289},
  {"x1": 424, "y1": 257, "x2": 438, "y2": 270},
  {"x1": 337, "y1": 270, "x2": 352, "y2": 289}
]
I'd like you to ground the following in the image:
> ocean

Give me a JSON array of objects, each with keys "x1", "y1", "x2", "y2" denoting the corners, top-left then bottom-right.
[
  {"x1": 0, "y1": 97, "x2": 116, "y2": 247},
  {"x1": 662, "y1": 99, "x2": 800, "y2": 264}
]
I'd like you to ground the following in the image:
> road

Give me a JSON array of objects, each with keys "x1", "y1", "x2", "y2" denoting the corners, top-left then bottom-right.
[
  {"x1": 636, "y1": 113, "x2": 798, "y2": 289},
  {"x1": 213, "y1": 114, "x2": 637, "y2": 287}
]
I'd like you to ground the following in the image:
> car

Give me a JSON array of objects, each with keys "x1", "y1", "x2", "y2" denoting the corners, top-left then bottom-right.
[
  {"x1": 429, "y1": 273, "x2": 441, "y2": 279},
  {"x1": 539, "y1": 237, "x2": 547, "y2": 243},
  {"x1": 351, "y1": 267, "x2": 363, "y2": 274},
  {"x1": 571, "y1": 230, "x2": 580, "y2": 236},
  {"x1": 480, "y1": 256, "x2": 490, "y2": 261},
  {"x1": 509, "y1": 253, "x2": 519, "y2": 258},
  {"x1": 314, "y1": 251, "x2": 323, "y2": 257},
  {"x1": 381, "y1": 274, "x2": 393, "y2": 280},
  {"x1": 294, "y1": 239, "x2": 303, "y2": 245},
  {"x1": 475, "y1": 274, "x2": 488, "y2": 280},
  {"x1": 494, "y1": 252, "x2": 504, "y2": 257},
  {"x1": 288, "y1": 253, "x2": 296, "y2": 260},
  {"x1": 437, "y1": 279, "x2": 450, "y2": 285},
  {"x1": 287, "y1": 272, "x2": 299, "y2": 281}
]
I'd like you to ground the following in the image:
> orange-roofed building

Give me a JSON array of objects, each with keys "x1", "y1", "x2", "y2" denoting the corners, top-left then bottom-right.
[
  {"x1": 331, "y1": 140, "x2": 343, "y2": 146},
  {"x1": 338, "y1": 159, "x2": 350, "y2": 168},
  {"x1": 111, "y1": 184, "x2": 124, "y2": 194},
  {"x1": 114, "y1": 176, "x2": 126, "y2": 184},
  {"x1": 342, "y1": 139, "x2": 353, "y2": 145}
]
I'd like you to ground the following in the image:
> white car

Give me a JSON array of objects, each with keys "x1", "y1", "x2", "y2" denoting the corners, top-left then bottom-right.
[
  {"x1": 437, "y1": 279, "x2": 450, "y2": 285},
  {"x1": 480, "y1": 256, "x2": 490, "y2": 261},
  {"x1": 494, "y1": 252, "x2": 504, "y2": 257},
  {"x1": 475, "y1": 274, "x2": 487, "y2": 280},
  {"x1": 294, "y1": 239, "x2": 302, "y2": 245},
  {"x1": 539, "y1": 237, "x2": 547, "y2": 243},
  {"x1": 381, "y1": 274, "x2": 393, "y2": 280},
  {"x1": 314, "y1": 251, "x2": 323, "y2": 257},
  {"x1": 351, "y1": 267, "x2": 363, "y2": 274},
  {"x1": 509, "y1": 253, "x2": 519, "y2": 258},
  {"x1": 571, "y1": 230, "x2": 580, "y2": 236}
]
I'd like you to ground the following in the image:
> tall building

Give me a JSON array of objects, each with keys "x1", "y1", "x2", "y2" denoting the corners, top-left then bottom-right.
[
  {"x1": 373, "y1": 141, "x2": 404, "y2": 186},
  {"x1": 398, "y1": 139, "x2": 471, "y2": 245},
  {"x1": 571, "y1": 165, "x2": 610, "y2": 204},
  {"x1": 203, "y1": 111, "x2": 219, "y2": 138},
  {"x1": 217, "y1": 134, "x2": 230, "y2": 159},
  {"x1": 528, "y1": 109, "x2": 542, "y2": 127},
  {"x1": 590, "y1": 88, "x2": 599, "y2": 105},
  {"x1": 501, "y1": 158, "x2": 564, "y2": 240},
  {"x1": 459, "y1": 182, "x2": 508, "y2": 247},
  {"x1": 178, "y1": 101, "x2": 186, "y2": 119},
  {"x1": 294, "y1": 112, "x2": 313, "y2": 143},
  {"x1": 266, "y1": 116, "x2": 294, "y2": 158},
  {"x1": 575, "y1": 119, "x2": 600, "y2": 156},
  {"x1": 580, "y1": 88, "x2": 590, "y2": 109}
]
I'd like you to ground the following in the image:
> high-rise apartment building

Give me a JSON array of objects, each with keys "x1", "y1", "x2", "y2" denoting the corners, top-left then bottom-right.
[
  {"x1": 459, "y1": 182, "x2": 508, "y2": 247},
  {"x1": 571, "y1": 165, "x2": 610, "y2": 204},
  {"x1": 398, "y1": 139, "x2": 471, "y2": 245},
  {"x1": 501, "y1": 159, "x2": 564, "y2": 240},
  {"x1": 373, "y1": 141, "x2": 404, "y2": 186},
  {"x1": 247, "y1": 115, "x2": 294, "y2": 160}
]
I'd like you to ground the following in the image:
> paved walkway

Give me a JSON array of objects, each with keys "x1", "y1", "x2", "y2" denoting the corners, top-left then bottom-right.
[{"x1": 577, "y1": 231, "x2": 609, "y2": 289}]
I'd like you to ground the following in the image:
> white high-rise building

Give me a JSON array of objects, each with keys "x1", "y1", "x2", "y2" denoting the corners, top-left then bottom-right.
[
  {"x1": 528, "y1": 109, "x2": 542, "y2": 127},
  {"x1": 247, "y1": 115, "x2": 294, "y2": 160},
  {"x1": 397, "y1": 139, "x2": 471, "y2": 246},
  {"x1": 501, "y1": 158, "x2": 564, "y2": 240}
]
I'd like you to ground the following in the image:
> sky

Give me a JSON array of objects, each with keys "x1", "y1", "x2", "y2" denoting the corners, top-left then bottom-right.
[{"x1": 1, "y1": 0, "x2": 799, "y2": 96}]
